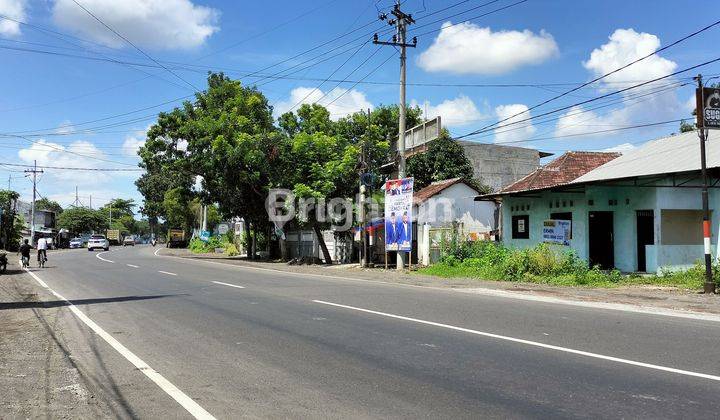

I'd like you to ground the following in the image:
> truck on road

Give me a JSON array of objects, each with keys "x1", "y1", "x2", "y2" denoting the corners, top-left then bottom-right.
[
  {"x1": 167, "y1": 229, "x2": 187, "y2": 248},
  {"x1": 106, "y1": 229, "x2": 121, "y2": 246}
]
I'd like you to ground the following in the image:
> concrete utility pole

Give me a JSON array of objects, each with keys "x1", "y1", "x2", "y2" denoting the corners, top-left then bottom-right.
[
  {"x1": 202, "y1": 205, "x2": 208, "y2": 232},
  {"x1": 374, "y1": 0, "x2": 416, "y2": 270},
  {"x1": 24, "y1": 160, "x2": 43, "y2": 245},
  {"x1": 695, "y1": 74, "x2": 716, "y2": 294}
]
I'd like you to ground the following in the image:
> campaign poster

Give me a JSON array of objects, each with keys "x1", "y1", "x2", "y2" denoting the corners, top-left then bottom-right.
[
  {"x1": 542, "y1": 219, "x2": 572, "y2": 246},
  {"x1": 384, "y1": 178, "x2": 414, "y2": 251}
]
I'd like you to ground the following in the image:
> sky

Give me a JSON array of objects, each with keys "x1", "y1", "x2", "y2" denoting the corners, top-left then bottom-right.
[{"x1": 0, "y1": 0, "x2": 719, "y2": 210}]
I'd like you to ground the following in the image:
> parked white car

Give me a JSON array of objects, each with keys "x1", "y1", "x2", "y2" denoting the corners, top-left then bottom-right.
[
  {"x1": 87, "y1": 235, "x2": 110, "y2": 251},
  {"x1": 69, "y1": 237, "x2": 83, "y2": 249}
]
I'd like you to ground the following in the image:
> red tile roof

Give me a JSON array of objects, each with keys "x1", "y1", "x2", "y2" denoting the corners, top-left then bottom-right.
[
  {"x1": 413, "y1": 178, "x2": 479, "y2": 205},
  {"x1": 498, "y1": 151, "x2": 621, "y2": 194}
]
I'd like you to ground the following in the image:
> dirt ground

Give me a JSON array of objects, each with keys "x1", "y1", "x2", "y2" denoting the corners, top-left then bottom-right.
[
  {"x1": 163, "y1": 248, "x2": 720, "y2": 316},
  {"x1": 0, "y1": 264, "x2": 107, "y2": 419}
]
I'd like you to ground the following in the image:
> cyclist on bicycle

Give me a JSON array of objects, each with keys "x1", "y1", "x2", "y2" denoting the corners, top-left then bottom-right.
[
  {"x1": 18, "y1": 239, "x2": 31, "y2": 268},
  {"x1": 37, "y1": 237, "x2": 48, "y2": 267}
]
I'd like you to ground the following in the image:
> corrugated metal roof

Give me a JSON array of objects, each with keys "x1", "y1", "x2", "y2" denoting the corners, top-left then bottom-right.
[{"x1": 574, "y1": 131, "x2": 720, "y2": 184}]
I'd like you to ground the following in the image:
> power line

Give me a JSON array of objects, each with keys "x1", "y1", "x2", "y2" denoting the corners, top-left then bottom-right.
[
  {"x1": 457, "y1": 17, "x2": 720, "y2": 138},
  {"x1": 70, "y1": 0, "x2": 200, "y2": 92},
  {"x1": 0, "y1": 162, "x2": 144, "y2": 171},
  {"x1": 456, "y1": 55, "x2": 720, "y2": 140}
]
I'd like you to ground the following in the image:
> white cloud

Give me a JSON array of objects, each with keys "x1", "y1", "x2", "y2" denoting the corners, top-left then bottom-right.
[
  {"x1": 274, "y1": 87, "x2": 373, "y2": 121},
  {"x1": 602, "y1": 142, "x2": 636, "y2": 153},
  {"x1": 0, "y1": 0, "x2": 27, "y2": 37},
  {"x1": 55, "y1": 120, "x2": 76, "y2": 135},
  {"x1": 494, "y1": 104, "x2": 536, "y2": 144},
  {"x1": 583, "y1": 29, "x2": 677, "y2": 89},
  {"x1": 411, "y1": 95, "x2": 485, "y2": 127},
  {"x1": 554, "y1": 29, "x2": 683, "y2": 140},
  {"x1": 122, "y1": 135, "x2": 145, "y2": 156},
  {"x1": 554, "y1": 105, "x2": 631, "y2": 138},
  {"x1": 18, "y1": 139, "x2": 111, "y2": 185},
  {"x1": 51, "y1": 0, "x2": 219, "y2": 49},
  {"x1": 417, "y1": 22, "x2": 558, "y2": 75}
]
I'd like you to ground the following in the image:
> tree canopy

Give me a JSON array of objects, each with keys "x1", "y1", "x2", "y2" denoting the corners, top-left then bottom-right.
[{"x1": 57, "y1": 207, "x2": 108, "y2": 235}]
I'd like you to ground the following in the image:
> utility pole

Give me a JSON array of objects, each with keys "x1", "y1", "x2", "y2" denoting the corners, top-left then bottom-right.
[
  {"x1": 89, "y1": 194, "x2": 92, "y2": 210},
  {"x1": 202, "y1": 205, "x2": 207, "y2": 232},
  {"x1": 74, "y1": 186, "x2": 80, "y2": 208},
  {"x1": 374, "y1": 0, "x2": 416, "y2": 270},
  {"x1": 24, "y1": 160, "x2": 43, "y2": 245},
  {"x1": 695, "y1": 74, "x2": 716, "y2": 294}
]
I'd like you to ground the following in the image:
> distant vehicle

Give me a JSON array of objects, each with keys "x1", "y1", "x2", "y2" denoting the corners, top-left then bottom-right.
[
  {"x1": 87, "y1": 235, "x2": 110, "y2": 251},
  {"x1": 69, "y1": 238, "x2": 83, "y2": 249},
  {"x1": 106, "y1": 229, "x2": 121, "y2": 245},
  {"x1": 167, "y1": 229, "x2": 187, "y2": 248},
  {"x1": 123, "y1": 236, "x2": 135, "y2": 246}
]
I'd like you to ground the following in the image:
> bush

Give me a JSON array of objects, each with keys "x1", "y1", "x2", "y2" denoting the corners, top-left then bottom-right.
[
  {"x1": 225, "y1": 243, "x2": 239, "y2": 257},
  {"x1": 189, "y1": 236, "x2": 227, "y2": 254},
  {"x1": 422, "y1": 240, "x2": 717, "y2": 289}
]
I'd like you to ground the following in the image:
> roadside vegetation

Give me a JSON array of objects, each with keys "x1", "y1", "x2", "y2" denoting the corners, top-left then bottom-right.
[
  {"x1": 420, "y1": 240, "x2": 716, "y2": 290},
  {"x1": 188, "y1": 232, "x2": 239, "y2": 257}
]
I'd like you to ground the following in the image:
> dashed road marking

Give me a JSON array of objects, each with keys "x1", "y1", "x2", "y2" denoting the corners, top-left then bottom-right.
[
  {"x1": 158, "y1": 271, "x2": 177, "y2": 276},
  {"x1": 313, "y1": 299, "x2": 720, "y2": 383},
  {"x1": 127, "y1": 264, "x2": 139, "y2": 268},
  {"x1": 211, "y1": 281, "x2": 245, "y2": 289}
]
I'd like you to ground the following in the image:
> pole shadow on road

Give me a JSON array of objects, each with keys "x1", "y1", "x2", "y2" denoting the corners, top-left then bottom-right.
[{"x1": 0, "y1": 294, "x2": 181, "y2": 310}]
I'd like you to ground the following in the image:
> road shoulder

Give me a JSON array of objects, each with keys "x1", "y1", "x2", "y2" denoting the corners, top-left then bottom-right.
[
  {"x1": 0, "y1": 264, "x2": 108, "y2": 418},
  {"x1": 158, "y1": 248, "x2": 720, "y2": 318}
]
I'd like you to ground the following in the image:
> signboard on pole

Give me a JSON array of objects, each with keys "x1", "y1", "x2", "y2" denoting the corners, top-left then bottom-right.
[
  {"x1": 384, "y1": 178, "x2": 414, "y2": 251},
  {"x1": 696, "y1": 87, "x2": 720, "y2": 129},
  {"x1": 218, "y1": 223, "x2": 229, "y2": 235},
  {"x1": 199, "y1": 230, "x2": 211, "y2": 242},
  {"x1": 542, "y1": 219, "x2": 571, "y2": 246},
  {"x1": 391, "y1": 116, "x2": 442, "y2": 154}
]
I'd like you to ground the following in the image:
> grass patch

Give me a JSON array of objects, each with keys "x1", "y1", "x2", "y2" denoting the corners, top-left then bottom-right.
[{"x1": 418, "y1": 241, "x2": 714, "y2": 289}]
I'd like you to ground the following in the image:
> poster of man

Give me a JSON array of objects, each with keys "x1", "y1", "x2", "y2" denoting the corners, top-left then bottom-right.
[{"x1": 384, "y1": 178, "x2": 414, "y2": 251}]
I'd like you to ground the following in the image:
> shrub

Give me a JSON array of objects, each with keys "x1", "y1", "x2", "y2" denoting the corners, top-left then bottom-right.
[{"x1": 225, "y1": 243, "x2": 239, "y2": 257}]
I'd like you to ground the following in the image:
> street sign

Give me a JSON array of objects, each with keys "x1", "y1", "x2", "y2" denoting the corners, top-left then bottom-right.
[
  {"x1": 199, "y1": 230, "x2": 211, "y2": 242},
  {"x1": 218, "y1": 223, "x2": 229, "y2": 235},
  {"x1": 696, "y1": 87, "x2": 720, "y2": 129}
]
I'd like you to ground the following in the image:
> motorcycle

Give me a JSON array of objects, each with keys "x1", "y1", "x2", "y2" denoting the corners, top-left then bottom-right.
[{"x1": 0, "y1": 253, "x2": 6, "y2": 273}]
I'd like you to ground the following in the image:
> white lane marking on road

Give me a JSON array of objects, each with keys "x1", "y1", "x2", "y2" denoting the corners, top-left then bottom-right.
[
  {"x1": 313, "y1": 300, "x2": 720, "y2": 383},
  {"x1": 127, "y1": 264, "x2": 139, "y2": 268},
  {"x1": 211, "y1": 281, "x2": 245, "y2": 289},
  {"x1": 154, "y1": 247, "x2": 163, "y2": 256},
  {"x1": 96, "y1": 252, "x2": 114, "y2": 264},
  {"x1": 154, "y1": 253, "x2": 720, "y2": 323},
  {"x1": 23, "y1": 268, "x2": 216, "y2": 420},
  {"x1": 158, "y1": 271, "x2": 177, "y2": 276}
]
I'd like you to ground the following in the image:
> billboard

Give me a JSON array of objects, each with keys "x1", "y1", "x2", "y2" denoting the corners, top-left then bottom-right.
[
  {"x1": 390, "y1": 116, "x2": 442, "y2": 154},
  {"x1": 696, "y1": 87, "x2": 720, "y2": 129},
  {"x1": 542, "y1": 219, "x2": 572, "y2": 246},
  {"x1": 384, "y1": 178, "x2": 414, "y2": 251}
]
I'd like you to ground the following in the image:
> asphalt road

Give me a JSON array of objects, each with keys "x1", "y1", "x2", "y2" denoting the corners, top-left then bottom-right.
[{"x1": 20, "y1": 245, "x2": 720, "y2": 419}]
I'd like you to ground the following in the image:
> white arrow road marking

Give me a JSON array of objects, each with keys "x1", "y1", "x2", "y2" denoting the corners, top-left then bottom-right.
[
  {"x1": 24, "y1": 268, "x2": 216, "y2": 420},
  {"x1": 313, "y1": 300, "x2": 720, "y2": 383},
  {"x1": 211, "y1": 281, "x2": 245, "y2": 289},
  {"x1": 96, "y1": 252, "x2": 114, "y2": 263}
]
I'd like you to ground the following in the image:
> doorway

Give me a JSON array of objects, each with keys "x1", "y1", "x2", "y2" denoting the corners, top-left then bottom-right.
[
  {"x1": 589, "y1": 211, "x2": 614, "y2": 269},
  {"x1": 636, "y1": 210, "x2": 654, "y2": 272}
]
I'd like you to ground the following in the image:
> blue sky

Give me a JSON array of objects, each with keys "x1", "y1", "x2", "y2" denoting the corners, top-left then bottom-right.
[{"x1": 0, "y1": 0, "x2": 719, "y2": 208}]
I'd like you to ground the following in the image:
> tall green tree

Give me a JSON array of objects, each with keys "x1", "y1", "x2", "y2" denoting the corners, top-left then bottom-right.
[
  {"x1": 35, "y1": 197, "x2": 63, "y2": 214},
  {"x1": 57, "y1": 207, "x2": 108, "y2": 235},
  {"x1": 0, "y1": 190, "x2": 21, "y2": 250},
  {"x1": 407, "y1": 130, "x2": 488, "y2": 192}
]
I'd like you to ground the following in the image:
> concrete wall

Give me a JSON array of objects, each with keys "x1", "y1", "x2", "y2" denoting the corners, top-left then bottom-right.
[
  {"x1": 501, "y1": 179, "x2": 720, "y2": 273},
  {"x1": 458, "y1": 141, "x2": 542, "y2": 192}
]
